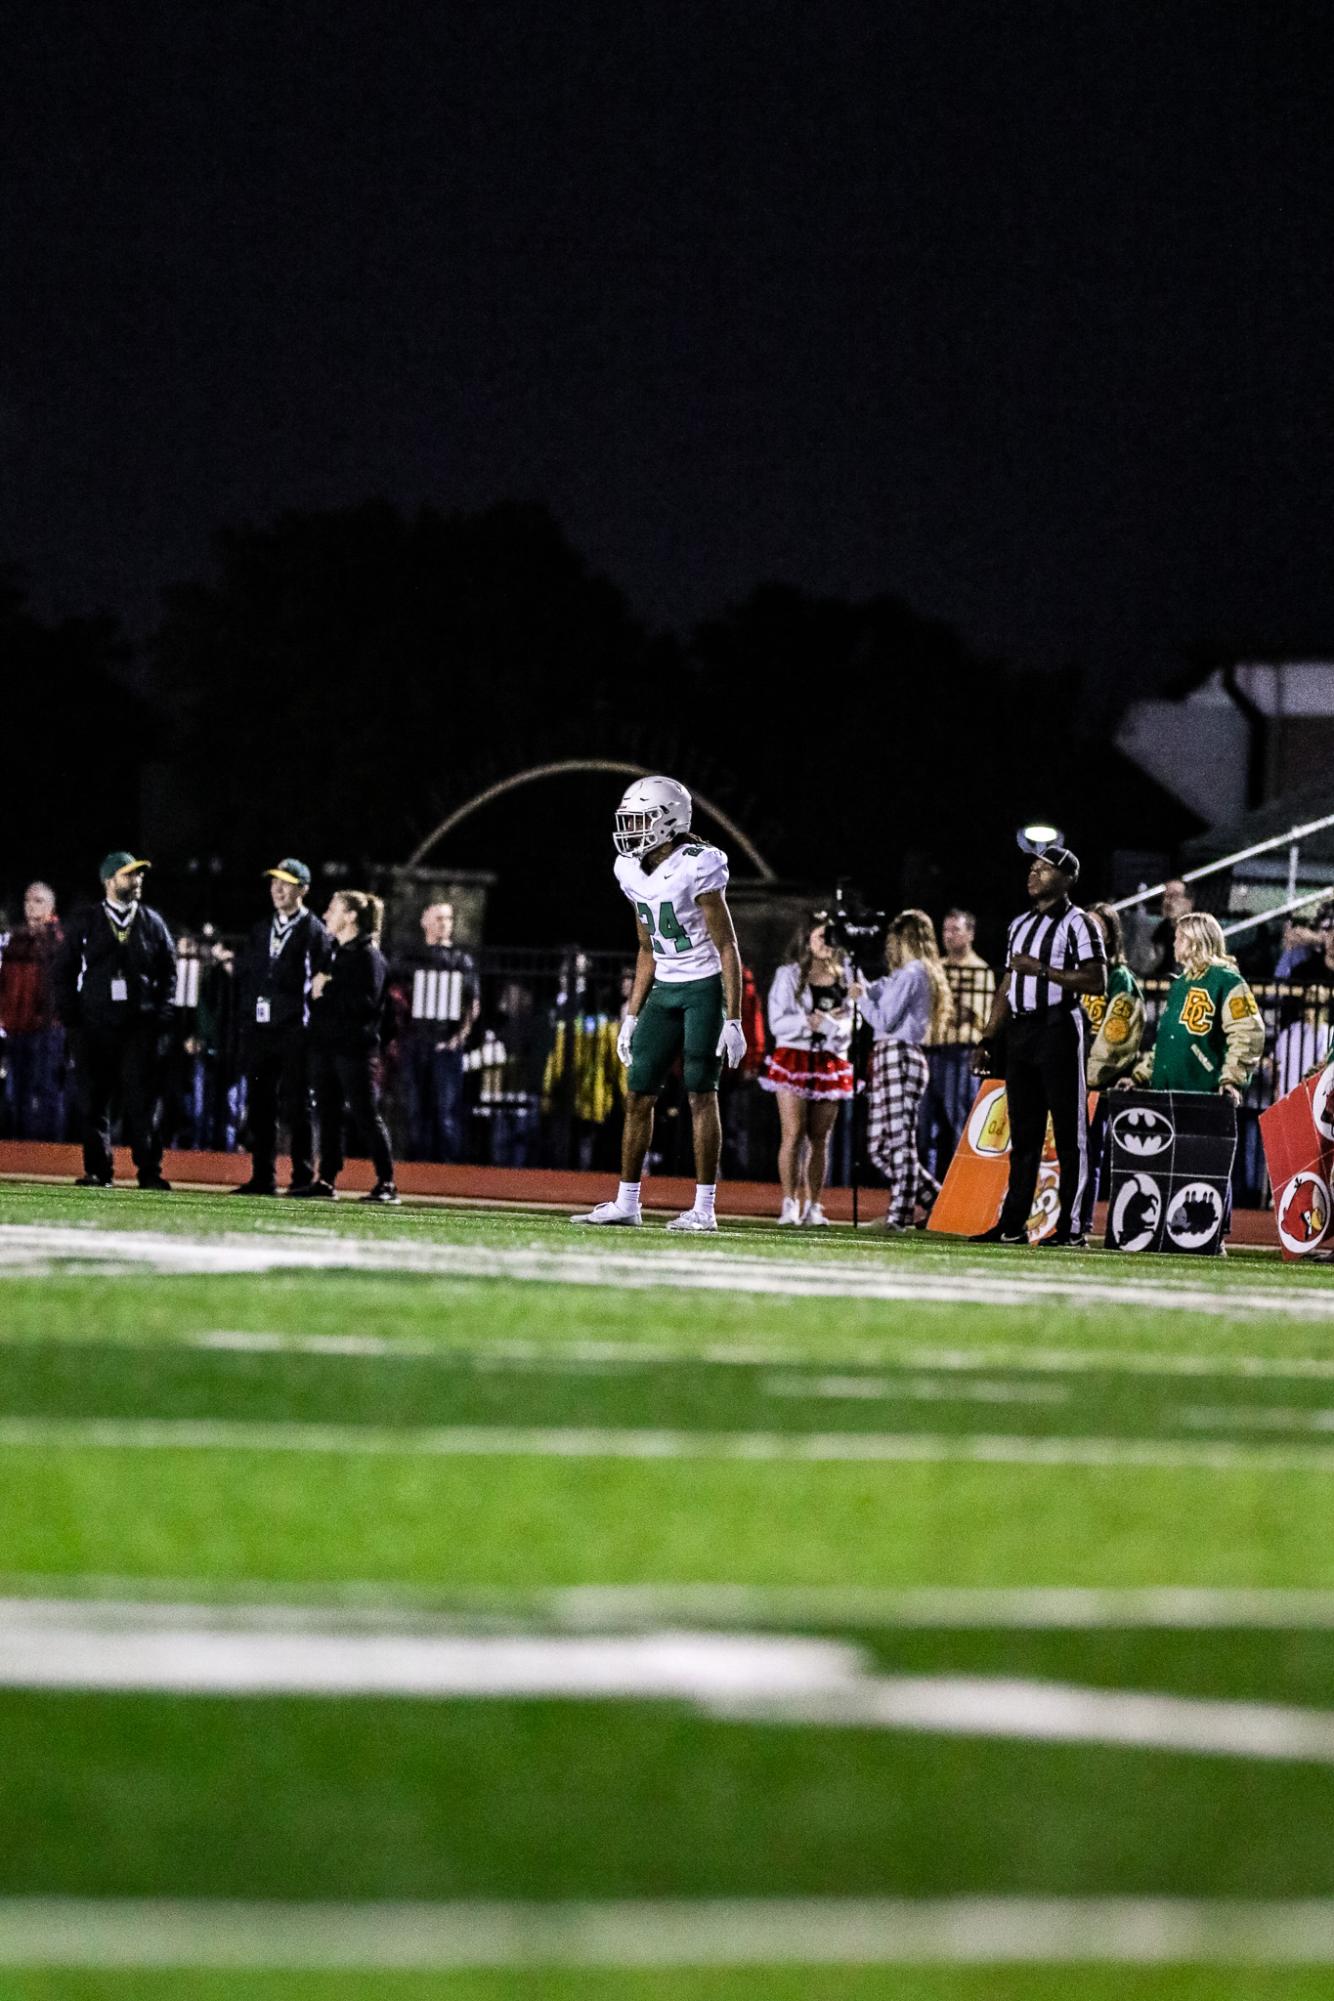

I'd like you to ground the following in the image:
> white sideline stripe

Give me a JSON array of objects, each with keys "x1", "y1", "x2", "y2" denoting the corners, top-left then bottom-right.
[
  {"x1": 5, "y1": 1605, "x2": 1334, "y2": 1767},
  {"x1": 196, "y1": 1329, "x2": 1334, "y2": 1382},
  {"x1": 11, "y1": 1578, "x2": 1334, "y2": 1631},
  {"x1": 2, "y1": 1222, "x2": 1332, "y2": 1320},
  {"x1": 5, "y1": 1896, "x2": 1334, "y2": 1968},
  {"x1": 0, "y1": 1897, "x2": 1331, "y2": 1972},
  {"x1": 5, "y1": 1414, "x2": 1334, "y2": 1470}
]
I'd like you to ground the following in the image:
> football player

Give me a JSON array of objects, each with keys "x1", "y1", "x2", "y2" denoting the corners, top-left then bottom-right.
[{"x1": 572, "y1": 775, "x2": 746, "y2": 1232}]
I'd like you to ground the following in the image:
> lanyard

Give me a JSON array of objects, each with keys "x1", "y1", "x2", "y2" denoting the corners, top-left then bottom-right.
[{"x1": 103, "y1": 902, "x2": 137, "y2": 947}]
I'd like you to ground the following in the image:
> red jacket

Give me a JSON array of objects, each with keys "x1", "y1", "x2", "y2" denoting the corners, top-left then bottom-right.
[{"x1": 0, "y1": 921, "x2": 64, "y2": 1035}]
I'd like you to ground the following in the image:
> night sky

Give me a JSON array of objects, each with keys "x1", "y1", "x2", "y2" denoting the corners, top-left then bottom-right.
[{"x1": 8, "y1": 2, "x2": 1334, "y2": 690}]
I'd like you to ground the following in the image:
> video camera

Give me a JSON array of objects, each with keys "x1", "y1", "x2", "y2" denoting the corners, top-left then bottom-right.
[{"x1": 822, "y1": 880, "x2": 889, "y2": 973}]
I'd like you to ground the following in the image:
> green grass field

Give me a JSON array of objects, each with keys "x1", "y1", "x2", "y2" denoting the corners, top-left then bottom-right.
[{"x1": 2, "y1": 1178, "x2": 1333, "y2": 2000}]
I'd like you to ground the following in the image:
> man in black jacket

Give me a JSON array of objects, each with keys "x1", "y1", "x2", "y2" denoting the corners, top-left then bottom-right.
[
  {"x1": 53, "y1": 852, "x2": 177, "y2": 1189},
  {"x1": 233, "y1": 858, "x2": 334, "y2": 1196}
]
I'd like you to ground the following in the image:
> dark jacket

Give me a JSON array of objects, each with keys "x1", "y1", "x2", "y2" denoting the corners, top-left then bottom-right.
[
  {"x1": 310, "y1": 934, "x2": 389, "y2": 1054},
  {"x1": 236, "y1": 907, "x2": 335, "y2": 1040},
  {"x1": 53, "y1": 902, "x2": 176, "y2": 1033}
]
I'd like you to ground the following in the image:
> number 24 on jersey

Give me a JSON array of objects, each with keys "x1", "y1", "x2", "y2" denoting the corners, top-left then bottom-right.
[{"x1": 636, "y1": 900, "x2": 692, "y2": 955}]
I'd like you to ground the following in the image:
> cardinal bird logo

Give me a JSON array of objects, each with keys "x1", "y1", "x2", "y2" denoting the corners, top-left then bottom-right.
[
  {"x1": 1112, "y1": 1106, "x2": 1173, "y2": 1159},
  {"x1": 1311, "y1": 1067, "x2": 1334, "y2": 1146},
  {"x1": 1278, "y1": 1172, "x2": 1332, "y2": 1255}
]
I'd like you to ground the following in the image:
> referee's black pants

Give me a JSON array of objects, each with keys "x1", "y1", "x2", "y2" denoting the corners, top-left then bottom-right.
[
  {"x1": 243, "y1": 1026, "x2": 316, "y2": 1190},
  {"x1": 313, "y1": 1049, "x2": 395, "y2": 1187},
  {"x1": 998, "y1": 1010, "x2": 1089, "y2": 1240},
  {"x1": 71, "y1": 1021, "x2": 165, "y2": 1182}
]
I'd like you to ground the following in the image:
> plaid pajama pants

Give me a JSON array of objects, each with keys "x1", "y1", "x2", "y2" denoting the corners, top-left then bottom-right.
[{"x1": 866, "y1": 1039, "x2": 940, "y2": 1227}]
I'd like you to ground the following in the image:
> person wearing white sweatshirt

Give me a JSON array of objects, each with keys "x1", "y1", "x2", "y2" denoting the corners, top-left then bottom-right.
[
  {"x1": 861, "y1": 909, "x2": 954, "y2": 1231},
  {"x1": 760, "y1": 915, "x2": 855, "y2": 1224}
]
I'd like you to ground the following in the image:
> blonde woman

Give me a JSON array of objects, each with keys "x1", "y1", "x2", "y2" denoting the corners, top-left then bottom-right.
[
  {"x1": 760, "y1": 913, "x2": 855, "y2": 1224},
  {"x1": 1119, "y1": 912, "x2": 1263, "y2": 1099},
  {"x1": 862, "y1": 910, "x2": 954, "y2": 1230}
]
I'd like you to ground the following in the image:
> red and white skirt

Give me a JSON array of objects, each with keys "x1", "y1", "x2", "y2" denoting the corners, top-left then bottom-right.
[{"x1": 760, "y1": 1045, "x2": 855, "y2": 1102}]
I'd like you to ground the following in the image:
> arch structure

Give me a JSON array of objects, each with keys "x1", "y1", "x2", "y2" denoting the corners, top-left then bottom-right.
[{"x1": 407, "y1": 759, "x2": 776, "y2": 879}]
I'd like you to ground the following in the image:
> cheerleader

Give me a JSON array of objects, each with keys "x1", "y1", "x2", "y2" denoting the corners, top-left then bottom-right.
[
  {"x1": 760, "y1": 914, "x2": 855, "y2": 1224},
  {"x1": 863, "y1": 910, "x2": 954, "y2": 1231}
]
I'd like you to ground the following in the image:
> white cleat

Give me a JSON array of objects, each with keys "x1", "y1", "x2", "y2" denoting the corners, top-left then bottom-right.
[
  {"x1": 777, "y1": 1197, "x2": 801, "y2": 1226},
  {"x1": 666, "y1": 1207, "x2": 718, "y2": 1233},
  {"x1": 570, "y1": 1202, "x2": 642, "y2": 1226},
  {"x1": 802, "y1": 1201, "x2": 831, "y2": 1226}
]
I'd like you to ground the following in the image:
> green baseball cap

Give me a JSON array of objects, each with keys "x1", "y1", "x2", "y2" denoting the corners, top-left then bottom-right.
[
  {"x1": 99, "y1": 851, "x2": 151, "y2": 881},
  {"x1": 264, "y1": 858, "x2": 311, "y2": 886}
]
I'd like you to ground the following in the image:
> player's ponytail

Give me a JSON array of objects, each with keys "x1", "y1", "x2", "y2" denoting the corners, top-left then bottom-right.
[{"x1": 334, "y1": 890, "x2": 384, "y2": 944}]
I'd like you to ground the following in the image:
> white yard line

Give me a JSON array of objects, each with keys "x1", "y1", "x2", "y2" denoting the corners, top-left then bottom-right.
[
  {"x1": 4, "y1": 1601, "x2": 1334, "y2": 1768},
  {"x1": 3, "y1": 1221, "x2": 1333, "y2": 1319},
  {"x1": 10, "y1": 1577, "x2": 1334, "y2": 1630},
  {"x1": 5, "y1": 1413, "x2": 1334, "y2": 1470},
  {"x1": 194, "y1": 1329, "x2": 1334, "y2": 1381},
  {"x1": 3, "y1": 1896, "x2": 1334, "y2": 1969},
  {"x1": 549, "y1": 1583, "x2": 1334, "y2": 1630},
  {"x1": 1180, "y1": 1405, "x2": 1334, "y2": 1433},
  {"x1": 762, "y1": 1373, "x2": 1071, "y2": 1405}
]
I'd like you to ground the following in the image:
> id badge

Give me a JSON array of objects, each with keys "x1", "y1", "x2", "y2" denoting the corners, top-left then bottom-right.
[
  {"x1": 110, "y1": 976, "x2": 129, "y2": 1003},
  {"x1": 255, "y1": 997, "x2": 272, "y2": 1025}
]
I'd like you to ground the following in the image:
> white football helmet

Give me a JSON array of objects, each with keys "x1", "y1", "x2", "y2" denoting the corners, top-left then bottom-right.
[{"x1": 613, "y1": 775, "x2": 692, "y2": 858}]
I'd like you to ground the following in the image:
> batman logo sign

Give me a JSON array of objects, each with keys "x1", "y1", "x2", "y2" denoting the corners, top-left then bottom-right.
[{"x1": 1112, "y1": 1106, "x2": 1173, "y2": 1158}]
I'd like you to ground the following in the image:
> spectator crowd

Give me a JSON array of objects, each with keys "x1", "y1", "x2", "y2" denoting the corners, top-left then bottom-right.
[{"x1": 0, "y1": 852, "x2": 1329, "y2": 1210}]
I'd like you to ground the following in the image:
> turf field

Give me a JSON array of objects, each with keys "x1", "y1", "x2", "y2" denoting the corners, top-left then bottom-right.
[{"x1": 2, "y1": 1178, "x2": 1333, "y2": 2000}]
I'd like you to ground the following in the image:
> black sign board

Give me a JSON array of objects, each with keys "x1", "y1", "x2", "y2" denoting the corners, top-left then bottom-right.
[{"x1": 1104, "y1": 1091, "x2": 1236, "y2": 1256}]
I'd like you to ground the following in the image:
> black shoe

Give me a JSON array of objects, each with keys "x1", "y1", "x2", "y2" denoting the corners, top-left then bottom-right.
[
  {"x1": 361, "y1": 1181, "x2": 401, "y2": 1206},
  {"x1": 233, "y1": 1179, "x2": 278, "y2": 1197},
  {"x1": 137, "y1": 1174, "x2": 172, "y2": 1192},
  {"x1": 74, "y1": 1171, "x2": 113, "y2": 1188},
  {"x1": 288, "y1": 1178, "x2": 336, "y2": 1199},
  {"x1": 1040, "y1": 1232, "x2": 1088, "y2": 1250},
  {"x1": 968, "y1": 1224, "x2": 1028, "y2": 1244}
]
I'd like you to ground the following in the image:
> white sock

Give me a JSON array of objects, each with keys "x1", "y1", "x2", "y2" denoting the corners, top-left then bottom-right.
[
  {"x1": 617, "y1": 1181, "x2": 642, "y2": 1212},
  {"x1": 694, "y1": 1184, "x2": 716, "y2": 1218}
]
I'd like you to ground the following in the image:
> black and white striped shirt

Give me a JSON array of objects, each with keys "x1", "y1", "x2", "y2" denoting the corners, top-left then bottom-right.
[{"x1": 1005, "y1": 897, "x2": 1105, "y2": 1015}]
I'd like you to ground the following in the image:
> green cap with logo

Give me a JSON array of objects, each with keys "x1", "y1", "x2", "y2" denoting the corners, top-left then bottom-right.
[
  {"x1": 99, "y1": 851, "x2": 151, "y2": 881},
  {"x1": 264, "y1": 858, "x2": 311, "y2": 887}
]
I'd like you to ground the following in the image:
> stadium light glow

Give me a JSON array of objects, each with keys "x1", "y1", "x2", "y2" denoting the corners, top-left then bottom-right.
[{"x1": 1017, "y1": 821, "x2": 1063, "y2": 852}]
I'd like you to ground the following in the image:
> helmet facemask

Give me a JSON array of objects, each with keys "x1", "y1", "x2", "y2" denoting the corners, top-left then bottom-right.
[{"x1": 613, "y1": 778, "x2": 691, "y2": 858}]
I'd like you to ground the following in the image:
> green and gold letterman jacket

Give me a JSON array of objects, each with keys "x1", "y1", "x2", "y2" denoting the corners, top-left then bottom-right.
[
  {"x1": 1082, "y1": 962, "x2": 1145, "y2": 1088},
  {"x1": 1132, "y1": 960, "x2": 1264, "y2": 1094}
]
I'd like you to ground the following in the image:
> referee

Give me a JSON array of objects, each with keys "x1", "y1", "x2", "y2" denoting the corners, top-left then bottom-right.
[{"x1": 971, "y1": 842, "x2": 1106, "y2": 1248}]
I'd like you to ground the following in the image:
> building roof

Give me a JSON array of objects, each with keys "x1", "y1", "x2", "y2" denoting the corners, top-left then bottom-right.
[{"x1": 1183, "y1": 777, "x2": 1334, "y2": 868}]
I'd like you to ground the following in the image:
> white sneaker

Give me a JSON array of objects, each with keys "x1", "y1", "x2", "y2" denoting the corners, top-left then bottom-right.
[
  {"x1": 666, "y1": 1207, "x2": 718, "y2": 1233},
  {"x1": 803, "y1": 1202, "x2": 831, "y2": 1226},
  {"x1": 777, "y1": 1197, "x2": 801, "y2": 1225},
  {"x1": 570, "y1": 1201, "x2": 642, "y2": 1226}
]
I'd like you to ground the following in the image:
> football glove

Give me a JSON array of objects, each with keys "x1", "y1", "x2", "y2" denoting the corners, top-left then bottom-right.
[
  {"x1": 716, "y1": 1018, "x2": 747, "y2": 1069},
  {"x1": 616, "y1": 1014, "x2": 638, "y2": 1066}
]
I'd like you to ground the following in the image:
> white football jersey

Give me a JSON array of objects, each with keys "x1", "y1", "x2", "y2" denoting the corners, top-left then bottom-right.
[{"x1": 614, "y1": 841, "x2": 730, "y2": 983}]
